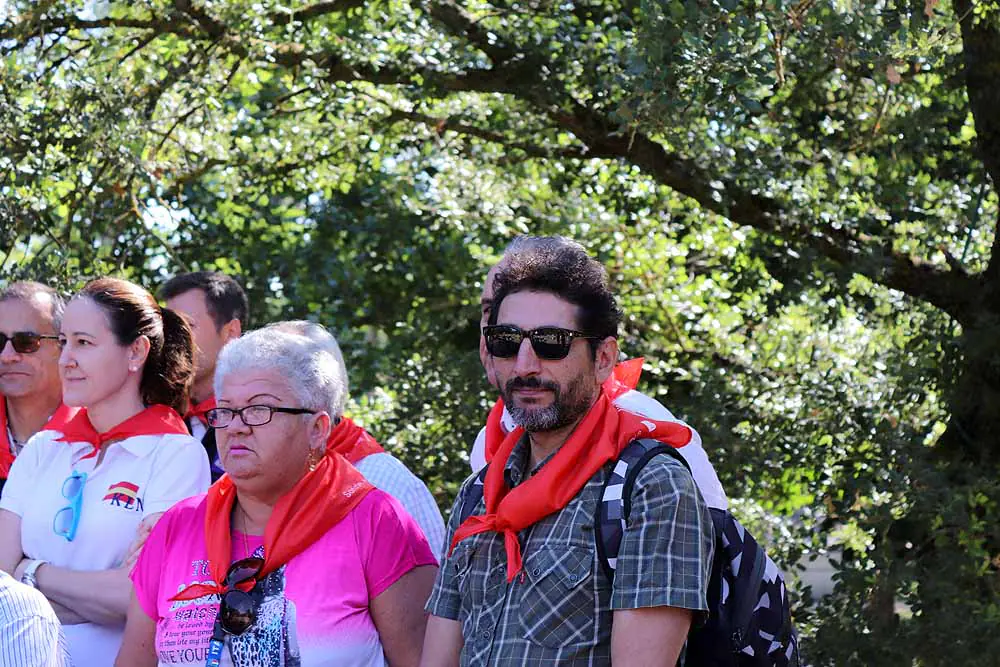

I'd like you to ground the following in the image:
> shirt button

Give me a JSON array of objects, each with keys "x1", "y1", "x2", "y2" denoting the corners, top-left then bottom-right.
[
  {"x1": 482, "y1": 630, "x2": 492, "y2": 639},
  {"x1": 532, "y1": 567, "x2": 541, "y2": 576}
]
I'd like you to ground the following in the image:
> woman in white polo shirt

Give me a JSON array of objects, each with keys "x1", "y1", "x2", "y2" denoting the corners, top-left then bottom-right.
[{"x1": 0, "y1": 277, "x2": 211, "y2": 667}]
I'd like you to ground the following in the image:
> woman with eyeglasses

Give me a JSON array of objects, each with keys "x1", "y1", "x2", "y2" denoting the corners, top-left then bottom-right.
[
  {"x1": 117, "y1": 328, "x2": 438, "y2": 667},
  {"x1": 0, "y1": 277, "x2": 211, "y2": 666}
]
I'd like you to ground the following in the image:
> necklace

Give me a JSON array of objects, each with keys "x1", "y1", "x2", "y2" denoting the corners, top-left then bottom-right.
[{"x1": 238, "y1": 504, "x2": 251, "y2": 559}]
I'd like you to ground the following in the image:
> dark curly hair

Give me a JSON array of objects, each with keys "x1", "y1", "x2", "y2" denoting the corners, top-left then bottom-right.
[{"x1": 490, "y1": 235, "x2": 622, "y2": 357}]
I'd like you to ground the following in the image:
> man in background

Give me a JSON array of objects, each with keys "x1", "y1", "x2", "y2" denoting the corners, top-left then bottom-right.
[
  {"x1": 0, "y1": 282, "x2": 64, "y2": 495},
  {"x1": 160, "y1": 271, "x2": 248, "y2": 482}
]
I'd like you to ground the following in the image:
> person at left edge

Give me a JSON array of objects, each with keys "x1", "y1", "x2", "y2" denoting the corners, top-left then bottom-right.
[
  {"x1": 116, "y1": 327, "x2": 437, "y2": 667},
  {"x1": 160, "y1": 271, "x2": 248, "y2": 482},
  {"x1": 0, "y1": 569, "x2": 72, "y2": 667},
  {"x1": 0, "y1": 277, "x2": 211, "y2": 667},
  {"x1": 0, "y1": 282, "x2": 66, "y2": 496}
]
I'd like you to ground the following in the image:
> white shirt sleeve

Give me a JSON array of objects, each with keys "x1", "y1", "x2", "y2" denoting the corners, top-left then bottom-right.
[
  {"x1": 469, "y1": 427, "x2": 488, "y2": 474},
  {"x1": 140, "y1": 435, "x2": 211, "y2": 516},
  {"x1": 353, "y1": 453, "x2": 447, "y2": 561},
  {"x1": 0, "y1": 572, "x2": 73, "y2": 667},
  {"x1": 613, "y1": 390, "x2": 729, "y2": 510},
  {"x1": 0, "y1": 431, "x2": 50, "y2": 517}
]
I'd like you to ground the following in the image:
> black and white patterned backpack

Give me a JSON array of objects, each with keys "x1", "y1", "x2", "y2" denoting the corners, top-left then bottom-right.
[{"x1": 597, "y1": 439, "x2": 801, "y2": 666}]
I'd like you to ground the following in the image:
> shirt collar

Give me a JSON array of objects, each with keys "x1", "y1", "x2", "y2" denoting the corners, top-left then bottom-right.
[
  {"x1": 62, "y1": 433, "x2": 161, "y2": 464},
  {"x1": 502, "y1": 433, "x2": 559, "y2": 488}
]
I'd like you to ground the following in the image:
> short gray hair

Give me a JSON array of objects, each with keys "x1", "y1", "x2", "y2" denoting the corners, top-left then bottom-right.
[
  {"x1": 263, "y1": 320, "x2": 349, "y2": 418},
  {"x1": 214, "y1": 327, "x2": 340, "y2": 413},
  {"x1": 0, "y1": 281, "x2": 66, "y2": 329}
]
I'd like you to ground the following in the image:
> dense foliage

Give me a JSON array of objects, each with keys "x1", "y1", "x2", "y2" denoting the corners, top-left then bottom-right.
[{"x1": 3, "y1": 1, "x2": 1000, "y2": 663}]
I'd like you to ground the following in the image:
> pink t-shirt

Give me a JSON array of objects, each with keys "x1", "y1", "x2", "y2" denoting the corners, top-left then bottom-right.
[{"x1": 131, "y1": 490, "x2": 436, "y2": 666}]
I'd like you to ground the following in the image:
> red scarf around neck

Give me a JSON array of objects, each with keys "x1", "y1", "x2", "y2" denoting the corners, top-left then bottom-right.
[
  {"x1": 1, "y1": 399, "x2": 78, "y2": 478},
  {"x1": 0, "y1": 396, "x2": 13, "y2": 479},
  {"x1": 185, "y1": 396, "x2": 217, "y2": 426},
  {"x1": 326, "y1": 417, "x2": 386, "y2": 464},
  {"x1": 48, "y1": 404, "x2": 189, "y2": 460},
  {"x1": 452, "y1": 390, "x2": 692, "y2": 582},
  {"x1": 171, "y1": 452, "x2": 374, "y2": 601},
  {"x1": 483, "y1": 358, "x2": 645, "y2": 464}
]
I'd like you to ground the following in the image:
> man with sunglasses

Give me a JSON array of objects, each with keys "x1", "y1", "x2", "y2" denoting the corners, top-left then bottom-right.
[
  {"x1": 422, "y1": 239, "x2": 715, "y2": 666},
  {"x1": 471, "y1": 237, "x2": 728, "y2": 511},
  {"x1": 0, "y1": 282, "x2": 65, "y2": 495}
]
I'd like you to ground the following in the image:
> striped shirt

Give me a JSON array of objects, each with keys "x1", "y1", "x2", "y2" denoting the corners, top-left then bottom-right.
[
  {"x1": 0, "y1": 571, "x2": 72, "y2": 667},
  {"x1": 355, "y1": 452, "x2": 447, "y2": 559},
  {"x1": 427, "y1": 435, "x2": 715, "y2": 666}
]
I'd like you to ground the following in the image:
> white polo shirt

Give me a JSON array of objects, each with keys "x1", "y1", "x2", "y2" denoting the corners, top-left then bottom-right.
[{"x1": 0, "y1": 428, "x2": 210, "y2": 667}]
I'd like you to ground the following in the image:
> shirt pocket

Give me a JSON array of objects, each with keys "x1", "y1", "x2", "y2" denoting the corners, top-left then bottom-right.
[
  {"x1": 519, "y1": 544, "x2": 599, "y2": 648},
  {"x1": 452, "y1": 541, "x2": 484, "y2": 607}
]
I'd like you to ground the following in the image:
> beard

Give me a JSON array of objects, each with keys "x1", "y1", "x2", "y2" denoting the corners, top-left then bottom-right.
[{"x1": 502, "y1": 373, "x2": 595, "y2": 432}]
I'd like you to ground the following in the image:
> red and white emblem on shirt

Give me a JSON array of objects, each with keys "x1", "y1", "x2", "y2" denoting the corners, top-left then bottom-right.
[{"x1": 103, "y1": 481, "x2": 143, "y2": 512}]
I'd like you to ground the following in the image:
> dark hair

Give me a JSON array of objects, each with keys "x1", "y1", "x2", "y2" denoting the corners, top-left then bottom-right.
[
  {"x1": 0, "y1": 281, "x2": 66, "y2": 328},
  {"x1": 77, "y1": 278, "x2": 194, "y2": 414},
  {"x1": 158, "y1": 271, "x2": 249, "y2": 330},
  {"x1": 490, "y1": 235, "x2": 622, "y2": 356}
]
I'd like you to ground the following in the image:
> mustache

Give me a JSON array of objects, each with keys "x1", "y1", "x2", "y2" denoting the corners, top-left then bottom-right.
[{"x1": 505, "y1": 376, "x2": 560, "y2": 394}]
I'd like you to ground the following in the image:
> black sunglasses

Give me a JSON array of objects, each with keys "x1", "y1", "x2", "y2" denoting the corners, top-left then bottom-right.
[
  {"x1": 483, "y1": 325, "x2": 600, "y2": 361},
  {"x1": 215, "y1": 556, "x2": 265, "y2": 636},
  {"x1": 0, "y1": 332, "x2": 60, "y2": 354}
]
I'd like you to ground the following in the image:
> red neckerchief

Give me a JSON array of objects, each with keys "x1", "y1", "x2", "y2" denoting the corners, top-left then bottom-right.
[
  {"x1": 1, "y1": 400, "x2": 79, "y2": 478},
  {"x1": 170, "y1": 452, "x2": 374, "y2": 601},
  {"x1": 185, "y1": 396, "x2": 217, "y2": 426},
  {"x1": 452, "y1": 389, "x2": 691, "y2": 582},
  {"x1": 483, "y1": 358, "x2": 645, "y2": 464},
  {"x1": 47, "y1": 404, "x2": 189, "y2": 460},
  {"x1": 325, "y1": 417, "x2": 386, "y2": 464},
  {"x1": 0, "y1": 396, "x2": 13, "y2": 480}
]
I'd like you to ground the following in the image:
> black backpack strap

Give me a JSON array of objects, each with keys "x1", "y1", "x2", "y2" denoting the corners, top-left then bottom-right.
[
  {"x1": 457, "y1": 465, "x2": 489, "y2": 525},
  {"x1": 596, "y1": 439, "x2": 692, "y2": 582}
]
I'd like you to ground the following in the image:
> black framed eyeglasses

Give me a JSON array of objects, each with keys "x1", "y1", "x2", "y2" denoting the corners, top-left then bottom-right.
[
  {"x1": 215, "y1": 556, "x2": 265, "y2": 636},
  {"x1": 205, "y1": 405, "x2": 316, "y2": 428},
  {"x1": 483, "y1": 325, "x2": 600, "y2": 361},
  {"x1": 0, "y1": 332, "x2": 60, "y2": 354}
]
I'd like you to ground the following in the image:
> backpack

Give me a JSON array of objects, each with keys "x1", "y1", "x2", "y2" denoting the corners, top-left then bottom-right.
[{"x1": 457, "y1": 439, "x2": 801, "y2": 666}]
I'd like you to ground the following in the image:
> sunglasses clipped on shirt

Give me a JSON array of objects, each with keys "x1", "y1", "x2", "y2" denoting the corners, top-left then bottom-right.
[
  {"x1": 0, "y1": 332, "x2": 60, "y2": 354},
  {"x1": 482, "y1": 324, "x2": 601, "y2": 361},
  {"x1": 52, "y1": 471, "x2": 87, "y2": 542},
  {"x1": 205, "y1": 557, "x2": 265, "y2": 666}
]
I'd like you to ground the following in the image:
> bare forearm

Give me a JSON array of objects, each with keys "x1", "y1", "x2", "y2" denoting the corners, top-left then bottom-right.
[
  {"x1": 419, "y1": 615, "x2": 463, "y2": 667},
  {"x1": 50, "y1": 599, "x2": 88, "y2": 625},
  {"x1": 36, "y1": 564, "x2": 131, "y2": 626}
]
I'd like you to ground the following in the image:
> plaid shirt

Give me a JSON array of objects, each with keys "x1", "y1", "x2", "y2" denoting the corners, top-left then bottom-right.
[{"x1": 427, "y1": 435, "x2": 715, "y2": 666}]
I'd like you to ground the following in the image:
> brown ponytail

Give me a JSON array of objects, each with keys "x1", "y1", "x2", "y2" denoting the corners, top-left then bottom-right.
[
  {"x1": 141, "y1": 306, "x2": 194, "y2": 414},
  {"x1": 76, "y1": 278, "x2": 194, "y2": 414}
]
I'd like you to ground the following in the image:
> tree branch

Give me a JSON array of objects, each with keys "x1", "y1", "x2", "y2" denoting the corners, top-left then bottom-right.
[
  {"x1": 386, "y1": 109, "x2": 590, "y2": 160},
  {"x1": 425, "y1": 0, "x2": 519, "y2": 65},
  {"x1": 534, "y1": 99, "x2": 979, "y2": 324},
  {"x1": 269, "y1": 0, "x2": 367, "y2": 26}
]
